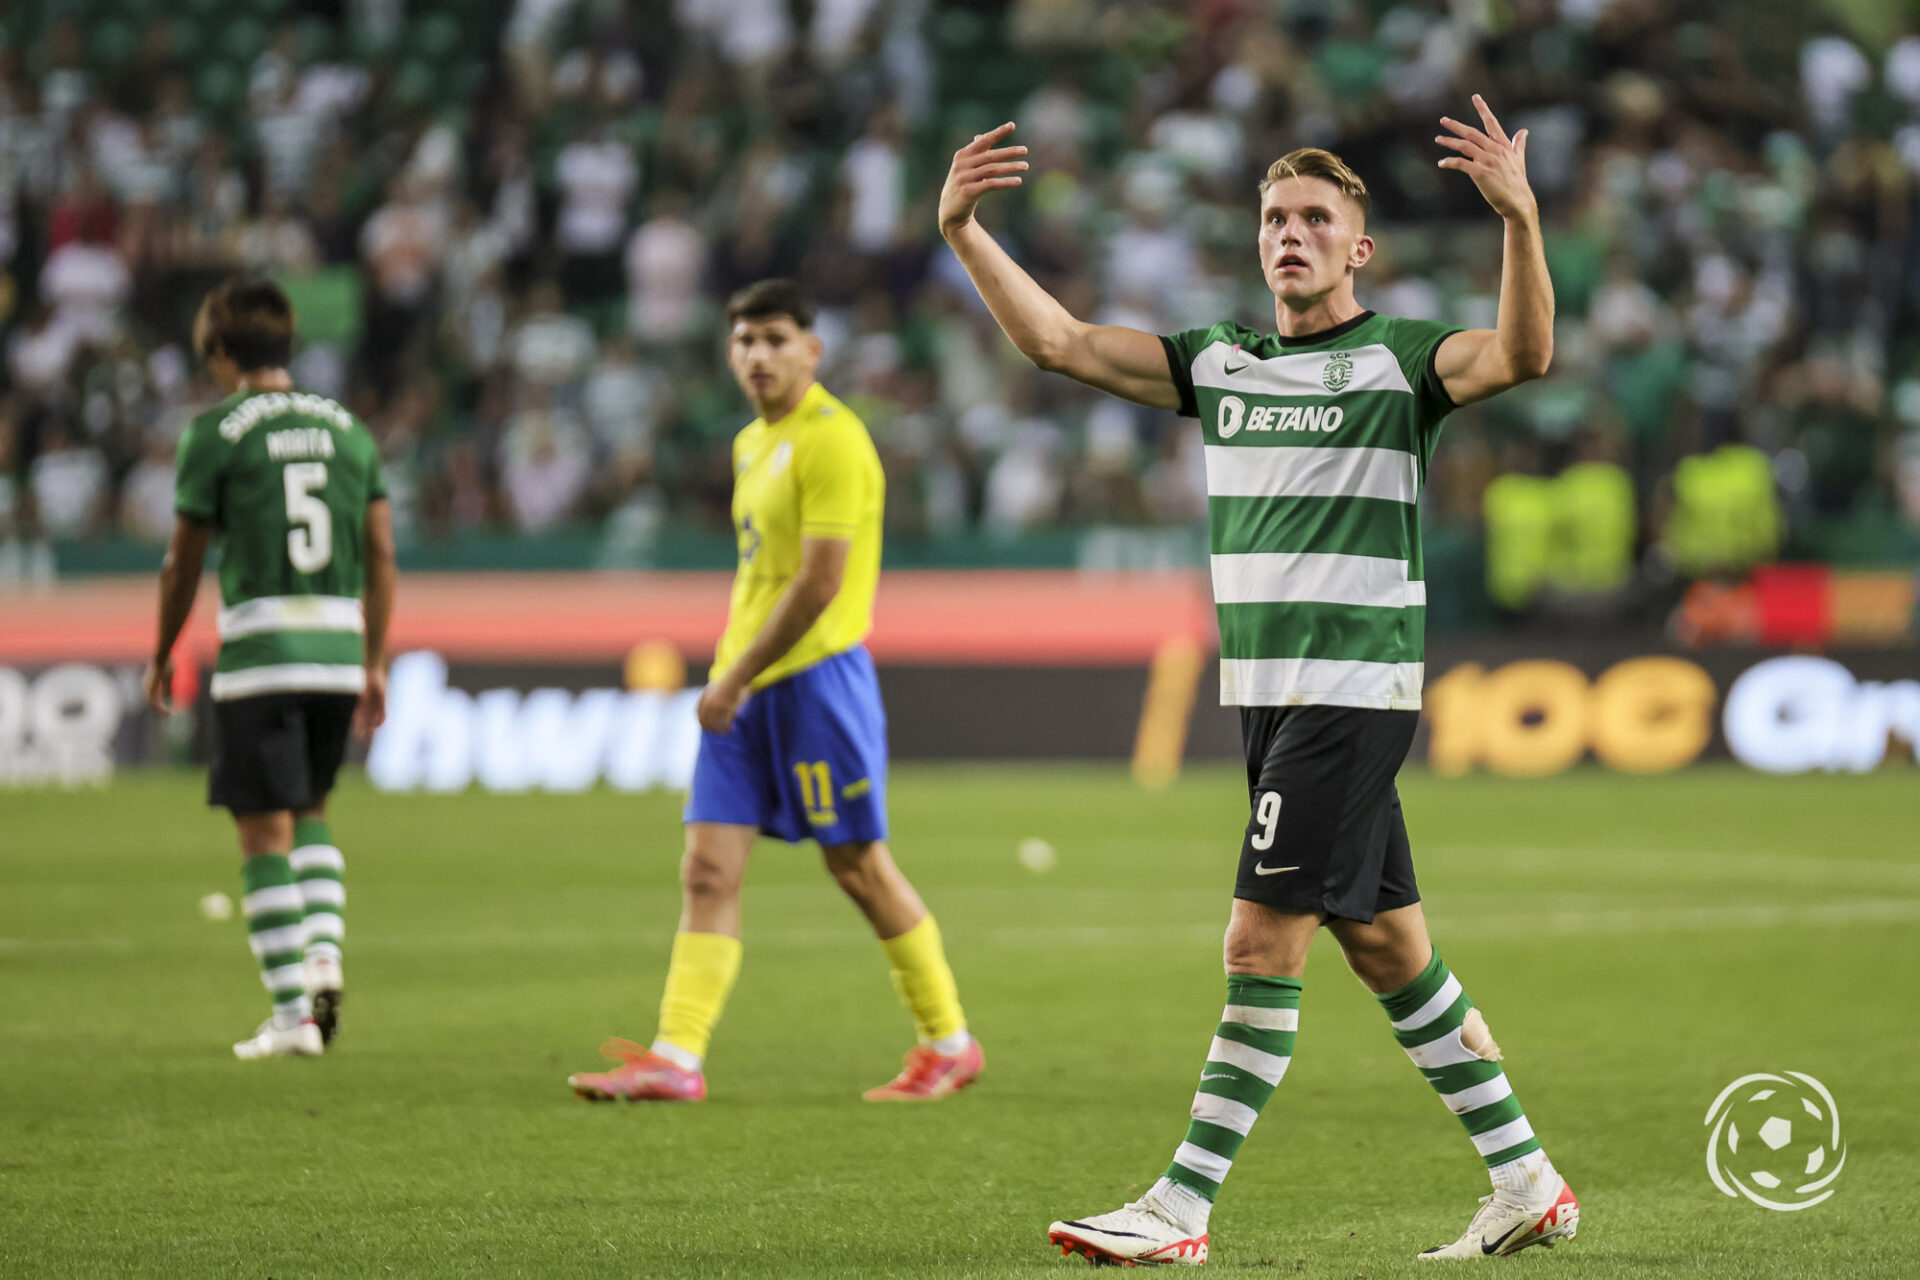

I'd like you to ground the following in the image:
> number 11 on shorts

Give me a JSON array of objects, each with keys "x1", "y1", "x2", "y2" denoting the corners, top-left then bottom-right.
[
  {"x1": 795, "y1": 760, "x2": 836, "y2": 826},
  {"x1": 1250, "y1": 791, "x2": 1281, "y2": 851}
]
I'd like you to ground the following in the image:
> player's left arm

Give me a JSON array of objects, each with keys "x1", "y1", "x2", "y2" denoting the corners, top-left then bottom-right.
[
  {"x1": 1431, "y1": 95, "x2": 1554, "y2": 407},
  {"x1": 696, "y1": 536, "x2": 850, "y2": 733},
  {"x1": 144, "y1": 515, "x2": 212, "y2": 714}
]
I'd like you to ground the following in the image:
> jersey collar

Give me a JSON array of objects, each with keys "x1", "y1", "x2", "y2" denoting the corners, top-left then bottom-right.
[
  {"x1": 761, "y1": 381, "x2": 828, "y2": 430},
  {"x1": 1271, "y1": 310, "x2": 1375, "y2": 347}
]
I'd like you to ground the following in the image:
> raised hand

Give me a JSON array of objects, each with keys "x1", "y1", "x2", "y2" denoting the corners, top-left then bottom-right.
[
  {"x1": 938, "y1": 122, "x2": 1029, "y2": 238},
  {"x1": 1437, "y1": 95, "x2": 1536, "y2": 222}
]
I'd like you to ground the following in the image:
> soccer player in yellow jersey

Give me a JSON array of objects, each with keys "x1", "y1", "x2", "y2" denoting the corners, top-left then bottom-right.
[{"x1": 569, "y1": 279, "x2": 982, "y2": 1103}]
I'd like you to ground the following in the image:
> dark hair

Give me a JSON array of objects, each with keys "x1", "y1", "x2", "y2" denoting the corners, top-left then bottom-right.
[
  {"x1": 725, "y1": 278, "x2": 814, "y2": 330},
  {"x1": 193, "y1": 276, "x2": 296, "y2": 371}
]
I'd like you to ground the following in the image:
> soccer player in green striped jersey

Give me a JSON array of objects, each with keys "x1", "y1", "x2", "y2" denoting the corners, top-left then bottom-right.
[
  {"x1": 144, "y1": 278, "x2": 396, "y2": 1059},
  {"x1": 941, "y1": 98, "x2": 1579, "y2": 1264}
]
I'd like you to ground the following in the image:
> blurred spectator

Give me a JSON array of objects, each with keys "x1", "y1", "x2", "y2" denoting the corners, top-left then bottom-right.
[
  {"x1": 508, "y1": 280, "x2": 595, "y2": 391},
  {"x1": 500, "y1": 394, "x2": 592, "y2": 530},
  {"x1": 29, "y1": 427, "x2": 108, "y2": 538},
  {"x1": 555, "y1": 120, "x2": 638, "y2": 306},
  {"x1": 624, "y1": 192, "x2": 707, "y2": 344}
]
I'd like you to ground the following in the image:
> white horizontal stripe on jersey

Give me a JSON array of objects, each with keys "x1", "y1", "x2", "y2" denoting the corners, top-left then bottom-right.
[
  {"x1": 1190, "y1": 1091, "x2": 1261, "y2": 1136},
  {"x1": 218, "y1": 595, "x2": 364, "y2": 640},
  {"x1": 1212, "y1": 552, "x2": 1425, "y2": 610},
  {"x1": 1172, "y1": 1140, "x2": 1235, "y2": 1183},
  {"x1": 211, "y1": 663, "x2": 367, "y2": 701},
  {"x1": 1206, "y1": 1035, "x2": 1291, "y2": 1085},
  {"x1": 1191, "y1": 341, "x2": 1415, "y2": 398},
  {"x1": 1218, "y1": 657, "x2": 1424, "y2": 711},
  {"x1": 1204, "y1": 445, "x2": 1420, "y2": 504},
  {"x1": 1439, "y1": 1074, "x2": 1515, "y2": 1117},
  {"x1": 1472, "y1": 1116, "x2": 1537, "y2": 1157},
  {"x1": 1390, "y1": 974, "x2": 1466, "y2": 1032},
  {"x1": 1220, "y1": 1004, "x2": 1299, "y2": 1032}
]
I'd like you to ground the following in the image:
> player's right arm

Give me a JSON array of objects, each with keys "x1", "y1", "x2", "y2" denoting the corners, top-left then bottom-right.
[
  {"x1": 356, "y1": 497, "x2": 396, "y2": 739},
  {"x1": 144, "y1": 515, "x2": 212, "y2": 714},
  {"x1": 939, "y1": 123, "x2": 1182, "y2": 412}
]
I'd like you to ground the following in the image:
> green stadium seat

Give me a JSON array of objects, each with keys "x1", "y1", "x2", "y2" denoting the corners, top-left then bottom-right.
[
  {"x1": 291, "y1": 16, "x2": 335, "y2": 66},
  {"x1": 391, "y1": 59, "x2": 436, "y2": 110},
  {"x1": 88, "y1": 20, "x2": 139, "y2": 72},
  {"x1": 219, "y1": 15, "x2": 268, "y2": 64},
  {"x1": 167, "y1": 16, "x2": 204, "y2": 63},
  {"x1": 194, "y1": 60, "x2": 244, "y2": 116},
  {"x1": 408, "y1": 12, "x2": 462, "y2": 63}
]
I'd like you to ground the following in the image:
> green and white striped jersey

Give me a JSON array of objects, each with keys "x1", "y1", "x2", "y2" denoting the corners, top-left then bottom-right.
[
  {"x1": 1161, "y1": 311, "x2": 1459, "y2": 710},
  {"x1": 173, "y1": 388, "x2": 387, "y2": 702}
]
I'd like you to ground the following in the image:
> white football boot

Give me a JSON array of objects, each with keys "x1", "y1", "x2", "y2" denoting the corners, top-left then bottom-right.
[
  {"x1": 304, "y1": 954, "x2": 344, "y2": 1046},
  {"x1": 1049, "y1": 1192, "x2": 1209, "y2": 1267},
  {"x1": 233, "y1": 1019, "x2": 324, "y2": 1059},
  {"x1": 1418, "y1": 1175, "x2": 1578, "y2": 1259}
]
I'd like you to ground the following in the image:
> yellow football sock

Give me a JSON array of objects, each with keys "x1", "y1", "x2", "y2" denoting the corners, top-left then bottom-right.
[
  {"x1": 654, "y1": 931, "x2": 742, "y2": 1064},
  {"x1": 879, "y1": 914, "x2": 967, "y2": 1044}
]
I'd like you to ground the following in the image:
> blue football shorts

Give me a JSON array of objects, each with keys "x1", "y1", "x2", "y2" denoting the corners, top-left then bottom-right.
[{"x1": 683, "y1": 645, "x2": 889, "y2": 845}]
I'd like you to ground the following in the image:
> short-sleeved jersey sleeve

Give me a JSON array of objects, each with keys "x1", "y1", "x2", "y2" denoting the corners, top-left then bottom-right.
[
  {"x1": 795, "y1": 415, "x2": 870, "y2": 540},
  {"x1": 1388, "y1": 317, "x2": 1464, "y2": 434},
  {"x1": 172, "y1": 416, "x2": 223, "y2": 523},
  {"x1": 1159, "y1": 327, "x2": 1215, "y2": 419}
]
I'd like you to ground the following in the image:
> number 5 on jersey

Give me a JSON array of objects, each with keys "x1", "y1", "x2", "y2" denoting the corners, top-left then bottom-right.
[{"x1": 284, "y1": 462, "x2": 332, "y2": 573}]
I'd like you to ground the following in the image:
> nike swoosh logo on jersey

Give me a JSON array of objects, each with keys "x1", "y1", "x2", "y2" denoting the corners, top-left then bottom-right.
[
  {"x1": 1252, "y1": 863, "x2": 1299, "y2": 876},
  {"x1": 1223, "y1": 358, "x2": 1250, "y2": 374}
]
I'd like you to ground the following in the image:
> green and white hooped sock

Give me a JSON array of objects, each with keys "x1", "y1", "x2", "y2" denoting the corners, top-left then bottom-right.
[
  {"x1": 1164, "y1": 974, "x2": 1301, "y2": 1204},
  {"x1": 1379, "y1": 951, "x2": 1546, "y2": 1190},
  {"x1": 290, "y1": 817, "x2": 344, "y2": 966},
  {"x1": 242, "y1": 855, "x2": 311, "y2": 1027}
]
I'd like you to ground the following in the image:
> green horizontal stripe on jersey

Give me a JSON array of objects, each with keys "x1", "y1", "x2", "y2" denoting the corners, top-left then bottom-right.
[
  {"x1": 215, "y1": 629, "x2": 363, "y2": 672},
  {"x1": 1216, "y1": 600, "x2": 1425, "y2": 664},
  {"x1": 1208, "y1": 494, "x2": 1419, "y2": 560}
]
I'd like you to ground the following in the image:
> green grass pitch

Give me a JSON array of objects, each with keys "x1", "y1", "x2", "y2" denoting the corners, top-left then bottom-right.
[{"x1": 2, "y1": 764, "x2": 1916, "y2": 1278}]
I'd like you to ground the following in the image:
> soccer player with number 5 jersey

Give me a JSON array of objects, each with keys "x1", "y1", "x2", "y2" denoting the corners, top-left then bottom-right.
[
  {"x1": 145, "y1": 277, "x2": 395, "y2": 1059},
  {"x1": 940, "y1": 98, "x2": 1579, "y2": 1263}
]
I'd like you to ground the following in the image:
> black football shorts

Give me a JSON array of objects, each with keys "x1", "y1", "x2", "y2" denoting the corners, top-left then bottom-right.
[
  {"x1": 1233, "y1": 704, "x2": 1420, "y2": 923},
  {"x1": 208, "y1": 692, "x2": 358, "y2": 816}
]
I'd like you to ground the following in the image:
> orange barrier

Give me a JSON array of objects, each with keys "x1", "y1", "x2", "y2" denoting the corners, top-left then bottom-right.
[{"x1": 0, "y1": 570, "x2": 1216, "y2": 665}]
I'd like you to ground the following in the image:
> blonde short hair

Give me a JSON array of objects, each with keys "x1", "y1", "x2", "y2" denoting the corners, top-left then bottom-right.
[{"x1": 1259, "y1": 148, "x2": 1370, "y2": 221}]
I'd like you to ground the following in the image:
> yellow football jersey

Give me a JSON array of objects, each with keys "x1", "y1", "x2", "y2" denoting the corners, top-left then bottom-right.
[{"x1": 712, "y1": 382, "x2": 884, "y2": 689}]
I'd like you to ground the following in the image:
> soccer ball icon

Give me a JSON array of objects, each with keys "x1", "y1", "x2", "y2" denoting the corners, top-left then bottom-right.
[{"x1": 1705, "y1": 1072, "x2": 1846, "y2": 1211}]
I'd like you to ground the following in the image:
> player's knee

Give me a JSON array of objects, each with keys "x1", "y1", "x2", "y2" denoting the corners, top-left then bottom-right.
[
  {"x1": 822, "y1": 841, "x2": 883, "y2": 899},
  {"x1": 680, "y1": 848, "x2": 744, "y2": 902}
]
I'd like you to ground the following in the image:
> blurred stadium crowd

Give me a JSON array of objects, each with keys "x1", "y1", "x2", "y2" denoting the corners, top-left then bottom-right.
[{"x1": 3, "y1": 0, "x2": 1919, "y2": 595}]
